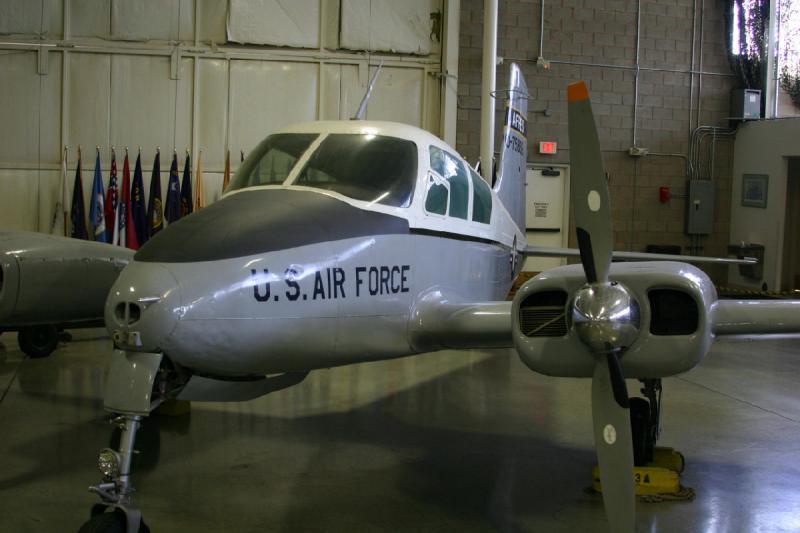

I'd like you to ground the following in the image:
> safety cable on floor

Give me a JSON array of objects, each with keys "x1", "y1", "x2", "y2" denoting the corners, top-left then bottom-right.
[{"x1": 639, "y1": 486, "x2": 696, "y2": 503}]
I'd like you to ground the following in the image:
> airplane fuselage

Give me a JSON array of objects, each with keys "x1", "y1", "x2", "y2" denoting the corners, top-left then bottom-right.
[{"x1": 106, "y1": 121, "x2": 525, "y2": 377}]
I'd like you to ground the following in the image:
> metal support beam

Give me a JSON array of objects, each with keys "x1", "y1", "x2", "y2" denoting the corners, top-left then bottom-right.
[{"x1": 479, "y1": 0, "x2": 498, "y2": 181}]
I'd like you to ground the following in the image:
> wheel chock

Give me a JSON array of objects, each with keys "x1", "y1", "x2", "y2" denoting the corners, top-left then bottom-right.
[{"x1": 592, "y1": 465, "x2": 680, "y2": 496}]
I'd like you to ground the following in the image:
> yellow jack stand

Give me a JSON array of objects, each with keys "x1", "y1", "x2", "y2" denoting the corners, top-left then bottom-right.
[
  {"x1": 592, "y1": 447, "x2": 685, "y2": 496},
  {"x1": 154, "y1": 398, "x2": 191, "y2": 416}
]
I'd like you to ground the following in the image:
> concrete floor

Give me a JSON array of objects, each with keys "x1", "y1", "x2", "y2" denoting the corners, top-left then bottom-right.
[{"x1": 1, "y1": 330, "x2": 800, "y2": 532}]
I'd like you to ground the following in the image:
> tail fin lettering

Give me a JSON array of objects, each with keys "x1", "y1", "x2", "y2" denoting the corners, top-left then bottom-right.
[{"x1": 493, "y1": 63, "x2": 529, "y2": 232}]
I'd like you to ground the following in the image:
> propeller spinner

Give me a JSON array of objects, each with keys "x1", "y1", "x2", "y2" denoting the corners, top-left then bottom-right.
[{"x1": 567, "y1": 81, "x2": 639, "y2": 533}]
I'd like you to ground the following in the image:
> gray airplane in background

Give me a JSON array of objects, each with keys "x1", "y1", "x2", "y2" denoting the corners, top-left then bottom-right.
[{"x1": 2, "y1": 64, "x2": 795, "y2": 533}]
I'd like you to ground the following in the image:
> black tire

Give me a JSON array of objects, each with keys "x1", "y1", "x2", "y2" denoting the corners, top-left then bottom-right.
[
  {"x1": 77, "y1": 510, "x2": 150, "y2": 533},
  {"x1": 18, "y1": 324, "x2": 59, "y2": 358},
  {"x1": 77, "y1": 511, "x2": 125, "y2": 533}
]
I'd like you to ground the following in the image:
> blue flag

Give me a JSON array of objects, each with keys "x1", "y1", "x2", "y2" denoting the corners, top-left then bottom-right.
[
  {"x1": 165, "y1": 152, "x2": 181, "y2": 224},
  {"x1": 131, "y1": 153, "x2": 147, "y2": 246},
  {"x1": 89, "y1": 151, "x2": 107, "y2": 242},
  {"x1": 147, "y1": 150, "x2": 163, "y2": 238},
  {"x1": 70, "y1": 151, "x2": 88, "y2": 240},
  {"x1": 180, "y1": 153, "x2": 193, "y2": 218}
]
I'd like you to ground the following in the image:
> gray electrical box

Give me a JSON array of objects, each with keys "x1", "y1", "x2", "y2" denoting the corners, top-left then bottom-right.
[
  {"x1": 731, "y1": 88, "x2": 761, "y2": 120},
  {"x1": 685, "y1": 180, "x2": 714, "y2": 235}
]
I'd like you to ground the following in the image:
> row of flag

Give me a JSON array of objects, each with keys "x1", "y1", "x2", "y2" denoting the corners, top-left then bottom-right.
[{"x1": 56, "y1": 147, "x2": 243, "y2": 249}]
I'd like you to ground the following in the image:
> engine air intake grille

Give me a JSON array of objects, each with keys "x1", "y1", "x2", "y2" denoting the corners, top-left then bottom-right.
[
  {"x1": 519, "y1": 290, "x2": 568, "y2": 337},
  {"x1": 649, "y1": 289, "x2": 698, "y2": 335}
]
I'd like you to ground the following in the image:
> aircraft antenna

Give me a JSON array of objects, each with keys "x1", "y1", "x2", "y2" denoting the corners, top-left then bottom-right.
[{"x1": 351, "y1": 61, "x2": 383, "y2": 120}]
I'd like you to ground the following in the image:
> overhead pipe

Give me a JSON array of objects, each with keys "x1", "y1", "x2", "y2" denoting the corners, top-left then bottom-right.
[
  {"x1": 632, "y1": 0, "x2": 641, "y2": 148},
  {"x1": 479, "y1": 0, "x2": 498, "y2": 182}
]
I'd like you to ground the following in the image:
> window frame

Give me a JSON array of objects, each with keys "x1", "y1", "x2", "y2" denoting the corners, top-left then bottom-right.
[
  {"x1": 469, "y1": 166, "x2": 493, "y2": 224},
  {"x1": 423, "y1": 170, "x2": 450, "y2": 217},
  {"x1": 426, "y1": 145, "x2": 473, "y2": 221}
]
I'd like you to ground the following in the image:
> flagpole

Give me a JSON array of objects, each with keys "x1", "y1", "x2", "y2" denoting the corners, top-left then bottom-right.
[{"x1": 62, "y1": 146, "x2": 68, "y2": 236}]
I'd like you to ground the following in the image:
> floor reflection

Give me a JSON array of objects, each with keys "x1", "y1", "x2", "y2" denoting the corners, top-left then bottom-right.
[{"x1": 0, "y1": 331, "x2": 799, "y2": 532}]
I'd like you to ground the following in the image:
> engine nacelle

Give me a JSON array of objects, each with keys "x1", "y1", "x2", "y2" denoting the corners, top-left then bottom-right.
[
  {"x1": 0, "y1": 231, "x2": 133, "y2": 328},
  {"x1": 512, "y1": 261, "x2": 717, "y2": 379}
]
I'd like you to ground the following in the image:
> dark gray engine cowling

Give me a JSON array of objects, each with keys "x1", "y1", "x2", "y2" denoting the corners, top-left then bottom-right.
[
  {"x1": 512, "y1": 261, "x2": 717, "y2": 379},
  {"x1": 0, "y1": 231, "x2": 133, "y2": 328}
]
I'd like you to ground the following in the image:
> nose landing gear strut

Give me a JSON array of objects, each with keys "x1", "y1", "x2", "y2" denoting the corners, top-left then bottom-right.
[{"x1": 80, "y1": 415, "x2": 149, "y2": 532}]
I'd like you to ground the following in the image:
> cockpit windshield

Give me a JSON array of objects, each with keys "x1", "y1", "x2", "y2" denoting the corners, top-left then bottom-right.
[
  {"x1": 294, "y1": 134, "x2": 417, "y2": 207},
  {"x1": 229, "y1": 133, "x2": 318, "y2": 191}
]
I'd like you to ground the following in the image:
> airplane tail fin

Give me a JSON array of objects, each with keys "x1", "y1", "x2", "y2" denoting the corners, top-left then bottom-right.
[{"x1": 493, "y1": 63, "x2": 529, "y2": 232}]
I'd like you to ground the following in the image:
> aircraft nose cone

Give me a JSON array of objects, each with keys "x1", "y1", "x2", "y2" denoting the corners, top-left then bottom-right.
[{"x1": 105, "y1": 261, "x2": 181, "y2": 353}]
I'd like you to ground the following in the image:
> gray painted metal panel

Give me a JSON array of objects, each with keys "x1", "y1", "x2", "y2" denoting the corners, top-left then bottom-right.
[
  {"x1": 686, "y1": 179, "x2": 714, "y2": 235},
  {"x1": 104, "y1": 349, "x2": 163, "y2": 415},
  {"x1": 513, "y1": 261, "x2": 716, "y2": 378},
  {"x1": 227, "y1": 0, "x2": 320, "y2": 48},
  {"x1": 712, "y1": 299, "x2": 800, "y2": 335},
  {"x1": 340, "y1": 0, "x2": 431, "y2": 55},
  {"x1": 135, "y1": 189, "x2": 410, "y2": 263},
  {"x1": 176, "y1": 372, "x2": 308, "y2": 402},
  {"x1": 109, "y1": 229, "x2": 512, "y2": 375},
  {"x1": 0, "y1": 231, "x2": 133, "y2": 327}
]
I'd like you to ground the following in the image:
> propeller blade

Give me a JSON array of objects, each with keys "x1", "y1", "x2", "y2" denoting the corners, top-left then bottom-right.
[
  {"x1": 592, "y1": 359, "x2": 635, "y2": 533},
  {"x1": 606, "y1": 352, "x2": 629, "y2": 409},
  {"x1": 567, "y1": 82, "x2": 612, "y2": 283}
]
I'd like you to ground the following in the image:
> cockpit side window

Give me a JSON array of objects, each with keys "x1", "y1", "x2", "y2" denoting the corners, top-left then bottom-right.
[
  {"x1": 294, "y1": 134, "x2": 417, "y2": 207},
  {"x1": 469, "y1": 167, "x2": 493, "y2": 224},
  {"x1": 229, "y1": 134, "x2": 318, "y2": 191},
  {"x1": 429, "y1": 146, "x2": 469, "y2": 220}
]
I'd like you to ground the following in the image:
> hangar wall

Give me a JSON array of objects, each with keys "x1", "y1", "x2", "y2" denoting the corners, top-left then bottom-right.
[
  {"x1": 0, "y1": 0, "x2": 446, "y2": 233},
  {"x1": 457, "y1": 0, "x2": 736, "y2": 281},
  {"x1": 729, "y1": 120, "x2": 800, "y2": 291}
]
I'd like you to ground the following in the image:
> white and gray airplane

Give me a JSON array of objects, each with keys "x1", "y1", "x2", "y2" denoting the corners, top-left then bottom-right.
[{"x1": 3, "y1": 64, "x2": 795, "y2": 533}]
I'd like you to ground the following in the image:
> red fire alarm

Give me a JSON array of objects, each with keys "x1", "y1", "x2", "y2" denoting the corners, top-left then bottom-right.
[
  {"x1": 659, "y1": 186, "x2": 670, "y2": 203},
  {"x1": 539, "y1": 141, "x2": 557, "y2": 154}
]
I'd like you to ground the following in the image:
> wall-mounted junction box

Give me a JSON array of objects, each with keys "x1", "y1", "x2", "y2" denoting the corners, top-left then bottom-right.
[
  {"x1": 731, "y1": 89, "x2": 761, "y2": 120},
  {"x1": 685, "y1": 180, "x2": 714, "y2": 235}
]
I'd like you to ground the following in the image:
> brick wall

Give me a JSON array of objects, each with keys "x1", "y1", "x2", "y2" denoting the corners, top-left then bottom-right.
[{"x1": 457, "y1": 0, "x2": 737, "y2": 281}]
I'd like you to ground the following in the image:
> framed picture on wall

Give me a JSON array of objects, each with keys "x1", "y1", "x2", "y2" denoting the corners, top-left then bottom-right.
[{"x1": 741, "y1": 174, "x2": 769, "y2": 208}]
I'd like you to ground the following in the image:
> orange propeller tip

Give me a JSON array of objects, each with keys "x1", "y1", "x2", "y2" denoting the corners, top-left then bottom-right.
[{"x1": 567, "y1": 81, "x2": 590, "y2": 102}]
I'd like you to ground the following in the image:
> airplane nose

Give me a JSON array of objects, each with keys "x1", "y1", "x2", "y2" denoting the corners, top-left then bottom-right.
[{"x1": 105, "y1": 261, "x2": 181, "y2": 353}]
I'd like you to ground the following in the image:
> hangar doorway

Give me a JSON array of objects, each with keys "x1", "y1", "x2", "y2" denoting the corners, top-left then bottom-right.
[
  {"x1": 522, "y1": 165, "x2": 570, "y2": 273},
  {"x1": 781, "y1": 157, "x2": 800, "y2": 292}
]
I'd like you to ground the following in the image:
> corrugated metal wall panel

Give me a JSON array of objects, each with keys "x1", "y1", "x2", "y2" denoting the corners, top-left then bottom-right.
[
  {"x1": 68, "y1": 53, "x2": 110, "y2": 155},
  {"x1": 0, "y1": 1, "x2": 446, "y2": 232},
  {"x1": 0, "y1": 170, "x2": 42, "y2": 231},
  {"x1": 227, "y1": 0, "x2": 319, "y2": 48},
  {"x1": 69, "y1": 0, "x2": 110, "y2": 38},
  {"x1": 340, "y1": 0, "x2": 431, "y2": 55},
  {"x1": 0, "y1": 52, "x2": 42, "y2": 163},
  {"x1": 196, "y1": 0, "x2": 227, "y2": 43},
  {"x1": 228, "y1": 60, "x2": 318, "y2": 155},
  {"x1": 0, "y1": 0, "x2": 62, "y2": 39},
  {"x1": 196, "y1": 58, "x2": 229, "y2": 170},
  {"x1": 111, "y1": 0, "x2": 193, "y2": 42},
  {"x1": 366, "y1": 67, "x2": 423, "y2": 126}
]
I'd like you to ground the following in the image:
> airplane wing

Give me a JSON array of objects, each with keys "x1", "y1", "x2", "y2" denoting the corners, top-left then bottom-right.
[
  {"x1": 0, "y1": 231, "x2": 133, "y2": 329},
  {"x1": 523, "y1": 245, "x2": 756, "y2": 265}
]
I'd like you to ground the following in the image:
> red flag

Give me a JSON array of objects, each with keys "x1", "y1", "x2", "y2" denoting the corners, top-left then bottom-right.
[{"x1": 119, "y1": 151, "x2": 139, "y2": 250}]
